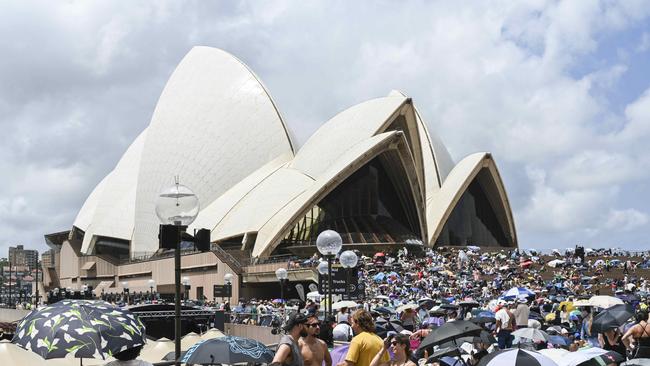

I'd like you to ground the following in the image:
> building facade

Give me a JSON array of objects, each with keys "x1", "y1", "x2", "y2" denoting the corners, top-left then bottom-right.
[
  {"x1": 8, "y1": 245, "x2": 38, "y2": 269},
  {"x1": 45, "y1": 47, "x2": 518, "y2": 299}
]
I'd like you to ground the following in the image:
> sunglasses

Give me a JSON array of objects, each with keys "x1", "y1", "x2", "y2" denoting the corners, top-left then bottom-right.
[{"x1": 305, "y1": 323, "x2": 321, "y2": 328}]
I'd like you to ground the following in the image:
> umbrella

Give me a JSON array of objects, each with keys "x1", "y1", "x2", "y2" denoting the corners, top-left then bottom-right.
[
  {"x1": 0, "y1": 340, "x2": 47, "y2": 365},
  {"x1": 470, "y1": 316, "x2": 496, "y2": 324},
  {"x1": 458, "y1": 301, "x2": 480, "y2": 308},
  {"x1": 397, "y1": 303, "x2": 419, "y2": 313},
  {"x1": 418, "y1": 320, "x2": 482, "y2": 350},
  {"x1": 547, "y1": 259, "x2": 565, "y2": 268},
  {"x1": 374, "y1": 306, "x2": 396, "y2": 315},
  {"x1": 547, "y1": 335, "x2": 570, "y2": 346},
  {"x1": 513, "y1": 328, "x2": 549, "y2": 343},
  {"x1": 591, "y1": 304, "x2": 634, "y2": 333},
  {"x1": 589, "y1": 295, "x2": 624, "y2": 309},
  {"x1": 559, "y1": 347, "x2": 624, "y2": 366},
  {"x1": 200, "y1": 328, "x2": 226, "y2": 340},
  {"x1": 374, "y1": 295, "x2": 390, "y2": 300},
  {"x1": 622, "y1": 360, "x2": 650, "y2": 365},
  {"x1": 180, "y1": 336, "x2": 274, "y2": 365},
  {"x1": 332, "y1": 301, "x2": 358, "y2": 310},
  {"x1": 537, "y1": 349, "x2": 569, "y2": 364},
  {"x1": 501, "y1": 287, "x2": 535, "y2": 300},
  {"x1": 181, "y1": 332, "x2": 203, "y2": 350},
  {"x1": 478, "y1": 349, "x2": 557, "y2": 366},
  {"x1": 528, "y1": 319, "x2": 541, "y2": 329},
  {"x1": 140, "y1": 338, "x2": 175, "y2": 363},
  {"x1": 12, "y1": 300, "x2": 145, "y2": 361},
  {"x1": 329, "y1": 344, "x2": 350, "y2": 366}
]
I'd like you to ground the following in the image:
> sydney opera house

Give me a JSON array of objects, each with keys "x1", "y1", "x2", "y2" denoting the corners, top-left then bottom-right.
[{"x1": 43, "y1": 47, "x2": 517, "y2": 300}]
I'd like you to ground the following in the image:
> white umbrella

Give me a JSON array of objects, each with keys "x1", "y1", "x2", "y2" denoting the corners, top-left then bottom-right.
[
  {"x1": 374, "y1": 295, "x2": 390, "y2": 300},
  {"x1": 479, "y1": 349, "x2": 558, "y2": 366},
  {"x1": 528, "y1": 319, "x2": 542, "y2": 329},
  {"x1": 418, "y1": 297, "x2": 434, "y2": 303},
  {"x1": 332, "y1": 300, "x2": 358, "y2": 310},
  {"x1": 537, "y1": 349, "x2": 569, "y2": 364},
  {"x1": 396, "y1": 303, "x2": 419, "y2": 313},
  {"x1": 547, "y1": 259, "x2": 566, "y2": 268},
  {"x1": 140, "y1": 338, "x2": 175, "y2": 363},
  {"x1": 573, "y1": 299, "x2": 592, "y2": 307},
  {"x1": 558, "y1": 347, "x2": 623, "y2": 366},
  {"x1": 306, "y1": 291, "x2": 323, "y2": 300},
  {"x1": 513, "y1": 328, "x2": 549, "y2": 342},
  {"x1": 181, "y1": 332, "x2": 202, "y2": 350},
  {"x1": 0, "y1": 340, "x2": 46, "y2": 365},
  {"x1": 201, "y1": 328, "x2": 226, "y2": 340},
  {"x1": 589, "y1": 295, "x2": 624, "y2": 309}
]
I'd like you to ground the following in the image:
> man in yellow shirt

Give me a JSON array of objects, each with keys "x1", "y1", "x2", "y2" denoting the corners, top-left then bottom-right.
[{"x1": 338, "y1": 309, "x2": 389, "y2": 366}]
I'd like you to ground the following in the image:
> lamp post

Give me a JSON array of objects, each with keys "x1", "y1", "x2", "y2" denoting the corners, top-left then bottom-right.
[
  {"x1": 34, "y1": 260, "x2": 40, "y2": 308},
  {"x1": 224, "y1": 273, "x2": 233, "y2": 306},
  {"x1": 82, "y1": 284, "x2": 88, "y2": 300},
  {"x1": 148, "y1": 279, "x2": 156, "y2": 301},
  {"x1": 339, "y1": 250, "x2": 358, "y2": 300},
  {"x1": 8, "y1": 261, "x2": 12, "y2": 308},
  {"x1": 182, "y1": 276, "x2": 190, "y2": 305},
  {"x1": 275, "y1": 268, "x2": 288, "y2": 305},
  {"x1": 316, "y1": 230, "x2": 342, "y2": 320},
  {"x1": 155, "y1": 179, "x2": 200, "y2": 366},
  {"x1": 122, "y1": 281, "x2": 129, "y2": 305}
]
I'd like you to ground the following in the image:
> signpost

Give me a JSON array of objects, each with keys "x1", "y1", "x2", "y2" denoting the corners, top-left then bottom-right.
[
  {"x1": 318, "y1": 266, "x2": 364, "y2": 300},
  {"x1": 213, "y1": 284, "x2": 232, "y2": 298}
]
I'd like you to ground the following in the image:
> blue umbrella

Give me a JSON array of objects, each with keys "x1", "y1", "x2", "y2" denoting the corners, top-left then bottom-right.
[
  {"x1": 548, "y1": 335, "x2": 570, "y2": 346},
  {"x1": 373, "y1": 273, "x2": 386, "y2": 282},
  {"x1": 501, "y1": 287, "x2": 535, "y2": 300},
  {"x1": 478, "y1": 311, "x2": 495, "y2": 318}
]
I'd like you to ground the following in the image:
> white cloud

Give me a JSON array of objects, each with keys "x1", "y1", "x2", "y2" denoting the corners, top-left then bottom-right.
[
  {"x1": 1, "y1": 1, "x2": 650, "y2": 254},
  {"x1": 605, "y1": 209, "x2": 649, "y2": 231}
]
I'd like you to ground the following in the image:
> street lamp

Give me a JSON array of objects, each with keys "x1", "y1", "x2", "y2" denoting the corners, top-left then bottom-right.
[
  {"x1": 182, "y1": 276, "x2": 190, "y2": 305},
  {"x1": 316, "y1": 230, "x2": 342, "y2": 319},
  {"x1": 148, "y1": 279, "x2": 156, "y2": 301},
  {"x1": 122, "y1": 281, "x2": 129, "y2": 305},
  {"x1": 275, "y1": 268, "x2": 288, "y2": 304},
  {"x1": 82, "y1": 284, "x2": 88, "y2": 300},
  {"x1": 155, "y1": 179, "x2": 199, "y2": 366},
  {"x1": 224, "y1": 273, "x2": 233, "y2": 306},
  {"x1": 340, "y1": 250, "x2": 358, "y2": 300}
]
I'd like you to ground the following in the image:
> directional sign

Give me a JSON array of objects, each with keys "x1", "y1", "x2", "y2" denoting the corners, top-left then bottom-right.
[
  {"x1": 318, "y1": 266, "x2": 363, "y2": 300},
  {"x1": 213, "y1": 284, "x2": 232, "y2": 297}
]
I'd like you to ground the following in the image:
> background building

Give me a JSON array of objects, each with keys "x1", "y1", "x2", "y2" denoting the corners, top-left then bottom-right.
[{"x1": 8, "y1": 245, "x2": 38, "y2": 270}]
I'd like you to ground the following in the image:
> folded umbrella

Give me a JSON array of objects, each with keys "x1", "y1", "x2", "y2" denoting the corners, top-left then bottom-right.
[
  {"x1": 547, "y1": 335, "x2": 570, "y2": 346},
  {"x1": 591, "y1": 304, "x2": 634, "y2": 333}
]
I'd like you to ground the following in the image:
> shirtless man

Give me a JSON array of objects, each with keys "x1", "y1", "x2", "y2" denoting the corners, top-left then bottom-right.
[{"x1": 299, "y1": 315, "x2": 332, "y2": 366}]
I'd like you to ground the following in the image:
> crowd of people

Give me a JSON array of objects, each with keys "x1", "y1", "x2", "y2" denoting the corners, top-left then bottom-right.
[{"x1": 263, "y1": 246, "x2": 650, "y2": 366}]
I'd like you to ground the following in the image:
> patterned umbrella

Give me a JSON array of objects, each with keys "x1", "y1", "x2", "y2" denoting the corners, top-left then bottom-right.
[
  {"x1": 180, "y1": 336, "x2": 274, "y2": 364},
  {"x1": 12, "y1": 300, "x2": 146, "y2": 360}
]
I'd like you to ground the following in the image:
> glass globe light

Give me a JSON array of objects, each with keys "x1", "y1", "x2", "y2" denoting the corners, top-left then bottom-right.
[
  {"x1": 340, "y1": 250, "x2": 359, "y2": 268},
  {"x1": 148, "y1": 279, "x2": 155, "y2": 286},
  {"x1": 275, "y1": 268, "x2": 288, "y2": 280},
  {"x1": 182, "y1": 276, "x2": 190, "y2": 286},
  {"x1": 224, "y1": 273, "x2": 233, "y2": 284},
  {"x1": 155, "y1": 181, "x2": 200, "y2": 226},
  {"x1": 317, "y1": 261, "x2": 329, "y2": 275},
  {"x1": 316, "y1": 230, "x2": 343, "y2": 256},
  {"x1": 121, "y1": 281, "x2": 129, "y2": 290}
]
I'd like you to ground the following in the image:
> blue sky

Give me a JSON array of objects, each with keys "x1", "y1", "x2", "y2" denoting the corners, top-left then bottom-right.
[{"x1": 0, "y1": 1, "x2": 649, "y2": 254}]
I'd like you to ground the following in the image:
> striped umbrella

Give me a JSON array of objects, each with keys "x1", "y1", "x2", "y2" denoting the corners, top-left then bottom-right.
[
  {"x1": 478, "y1": 349, "x2": 558, "y2": 366},
  {"x1": 501, "y1": 287, "x2": 535, "y2": 300}
]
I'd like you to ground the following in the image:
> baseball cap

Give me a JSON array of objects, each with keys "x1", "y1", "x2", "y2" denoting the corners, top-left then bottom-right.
[{"x1": 283, "y1": 312, "x2": 308, "y2": 331}]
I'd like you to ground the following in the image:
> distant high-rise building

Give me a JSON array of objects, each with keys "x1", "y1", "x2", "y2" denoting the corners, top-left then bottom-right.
[
  {"x1": 8, "y1": 245, "x2": 39, "y2": 269},
  {"x1": 41, "y1": 249, "x2": 55, "y2": 268}
]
